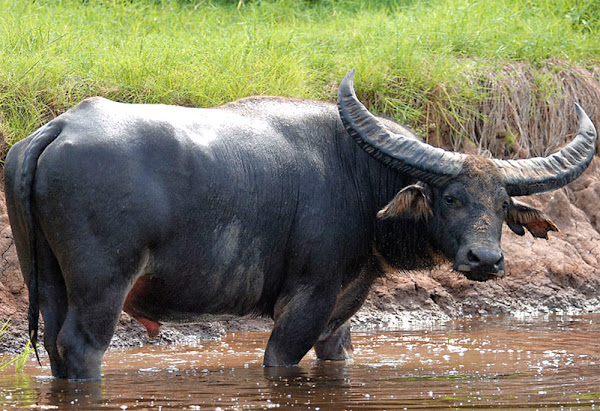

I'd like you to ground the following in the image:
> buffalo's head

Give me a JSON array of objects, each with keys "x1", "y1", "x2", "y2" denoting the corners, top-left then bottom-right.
[{"x1": 338, "y1": 69, "x2": 597, "y2": 282}]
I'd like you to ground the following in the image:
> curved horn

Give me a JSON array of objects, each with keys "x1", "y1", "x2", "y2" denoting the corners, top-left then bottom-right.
[
  {"x1": 337, "y1": 69, "x2": 466, "y2": 186},
  {"x1": 493, "y1": 103, "x2": 597, "y2": 196}
]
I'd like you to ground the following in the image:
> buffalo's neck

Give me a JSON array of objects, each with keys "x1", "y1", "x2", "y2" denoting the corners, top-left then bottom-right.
[
  {"x1": 373, "y1": 215, "x2": 441, "y2": 271},
  {"x1": 337, "y1": 136, "x2": 440, "y2": 272}
]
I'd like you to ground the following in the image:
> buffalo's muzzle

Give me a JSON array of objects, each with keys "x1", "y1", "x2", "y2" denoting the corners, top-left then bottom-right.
[{"x1": 454, "y1": 246, "x2": 505, "y2": 281}]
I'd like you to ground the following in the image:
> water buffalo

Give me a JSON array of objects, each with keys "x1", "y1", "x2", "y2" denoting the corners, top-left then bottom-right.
[{"x1": 4, "y1": 69, "x2": 597, "y2": 380}]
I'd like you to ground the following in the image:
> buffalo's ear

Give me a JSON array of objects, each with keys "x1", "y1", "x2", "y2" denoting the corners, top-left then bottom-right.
[
  {"x1": 506, "y1": 198, "x2": 560, "y2": 239},
  {"x1": 377, "y1": 182, "x2": 432, "y2": 220}
]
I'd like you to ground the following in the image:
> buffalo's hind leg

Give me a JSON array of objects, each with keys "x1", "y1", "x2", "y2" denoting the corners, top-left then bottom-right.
[
  {"x1": 55, "y1": 250, "x2": 145, "y2": 380},
  {"x1": 36, "y1": 230, "x2": 69, "y2": 378}
]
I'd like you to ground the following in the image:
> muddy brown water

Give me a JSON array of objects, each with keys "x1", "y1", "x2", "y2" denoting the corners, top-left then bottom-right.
[{"x1": 1, "y1": 315, "x2": 599, "y2": 410}]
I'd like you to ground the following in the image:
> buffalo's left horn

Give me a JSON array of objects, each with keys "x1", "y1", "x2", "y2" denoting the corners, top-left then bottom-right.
[
  {"x1": 337, "y1": 68, "x2": 466, "y2": 186},
  {"x1": 493, "y1": 103, "x2": 597, "y2": 196},
  {"x1": 338, "y1": 69, "x2": 597, "y2": 195}
]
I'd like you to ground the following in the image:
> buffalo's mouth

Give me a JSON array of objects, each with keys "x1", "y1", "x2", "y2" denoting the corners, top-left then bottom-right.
[
  {"x1": 453, "y1": 264, "x2": 505, "y2": 282},
  {"x1": 452, "y1": 245, "x2": 506, "y2": 282}
]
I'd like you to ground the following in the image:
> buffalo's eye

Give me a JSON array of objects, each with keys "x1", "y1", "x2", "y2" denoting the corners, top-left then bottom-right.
[
  {"x1": 502, "y1": 200, "x2": 509, "y2": 212},
  {"x1": 444, "y1": 195, "x2": 455, "y2": 205}
]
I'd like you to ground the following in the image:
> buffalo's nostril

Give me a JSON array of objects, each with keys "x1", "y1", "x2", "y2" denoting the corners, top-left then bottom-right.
[{"x1": 467, "y1": 250, "x2": 479, "y2": 263}]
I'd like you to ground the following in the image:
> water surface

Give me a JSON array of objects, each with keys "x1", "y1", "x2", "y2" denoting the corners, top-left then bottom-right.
[{"x1": 1, "y1": 315, "x2": 599, "y2": 409}]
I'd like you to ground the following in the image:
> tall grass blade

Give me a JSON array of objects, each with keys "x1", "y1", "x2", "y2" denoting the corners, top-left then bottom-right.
[{"x1": 0, "y1": 319, "x2": 34, "y2": 372}]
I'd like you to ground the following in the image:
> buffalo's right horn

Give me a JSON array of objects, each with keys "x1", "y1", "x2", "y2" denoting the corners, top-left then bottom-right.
[{"x1": 337, "y1": 68, "x2": 466, "y2": 186}]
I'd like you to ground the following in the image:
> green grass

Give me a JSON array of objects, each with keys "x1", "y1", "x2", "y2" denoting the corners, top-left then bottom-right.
[
  {"x1": 0, "y1": 320, "x2": 33, "y2": 372},
  {"x1": 0, "y1": 0, "x2": 598, "y2": 152}
]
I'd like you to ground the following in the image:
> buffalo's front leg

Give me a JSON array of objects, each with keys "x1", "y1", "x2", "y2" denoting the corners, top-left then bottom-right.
[
  {"x1": 315, "y1": 321, "x2": 353, "y2": 361},
  {"x1": 264, "y1": 282, "x2": 338, "y2": 367},
  {"x1": 313, "y1": 259, "x2": 380, "y2": 362}
]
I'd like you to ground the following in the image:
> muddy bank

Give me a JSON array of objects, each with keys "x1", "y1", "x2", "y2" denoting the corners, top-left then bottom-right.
[
  {"x1": 1, "y1": 159, "x2": 600, "y2": 354},
  {"x1": 357, "y1": 159, "x2": 600, "y2": 328}
]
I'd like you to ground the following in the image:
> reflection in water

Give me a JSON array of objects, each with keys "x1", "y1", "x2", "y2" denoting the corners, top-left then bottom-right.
[
  {"x1": 1, "y1": 315, "x2": 600, "y2": 409},
  {"x1": 45, "y1": 379, "x2": 104, "y2": 408}
]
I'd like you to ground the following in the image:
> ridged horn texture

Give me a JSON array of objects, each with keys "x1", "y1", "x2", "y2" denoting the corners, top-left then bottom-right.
[
  {"x1": 337, "y1": 68, "x2": 466, "y2": 186},
  {"x1": 493, "y1": 103, "x2": 597, "y2": 196},
  {"x1": 338, "y1": 68, "x2": 597, "y2": 196}
]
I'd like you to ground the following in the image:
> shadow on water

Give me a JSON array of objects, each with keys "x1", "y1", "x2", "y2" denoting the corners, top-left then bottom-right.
[{"x1": 1, "y1": 314, "x2": 600, "y2": 409}]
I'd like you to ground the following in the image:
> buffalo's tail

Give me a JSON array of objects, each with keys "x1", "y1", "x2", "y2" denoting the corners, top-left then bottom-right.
[{"x1": 19, "y1": 120, "x2": 64, "y2": 365}]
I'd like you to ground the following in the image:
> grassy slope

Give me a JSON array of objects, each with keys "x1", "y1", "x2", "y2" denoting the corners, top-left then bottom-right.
[{"x1": 0, "y1": 0, "x2": 598, "y2": 153}]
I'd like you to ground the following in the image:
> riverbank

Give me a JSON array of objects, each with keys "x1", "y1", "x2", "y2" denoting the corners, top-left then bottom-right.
[{"x1": 1, "y1": 0, "x2": 600, "y2": 355}]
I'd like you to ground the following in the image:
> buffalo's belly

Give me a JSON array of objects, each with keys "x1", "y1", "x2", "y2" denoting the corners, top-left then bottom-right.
[
  {"x1": 126, "y1": 212, "x2": 286, "y2": 323},
  {"x1": 123, "y1": 265, "x2": 273, "y2": 325}
]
